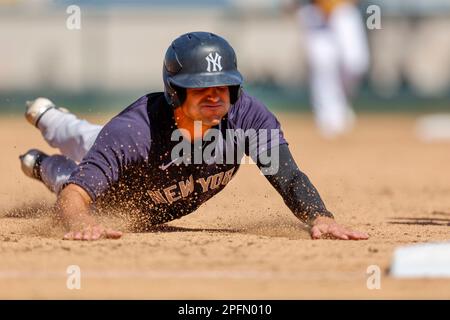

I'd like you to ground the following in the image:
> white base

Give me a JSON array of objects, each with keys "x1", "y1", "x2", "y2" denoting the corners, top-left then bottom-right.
[
  {"x1": 390, "y1": 241, "x2": 450, "y2": 278},
  {"x1": 416, "y1": 114, "x2": 450, "y2": 142}
]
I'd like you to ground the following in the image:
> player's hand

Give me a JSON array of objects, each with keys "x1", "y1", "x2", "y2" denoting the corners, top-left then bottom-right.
[
  {"x1": 310, "y1": 216, "x2": 369, "y2": 240},
  {"x1": 63, "y1": 225, "x2": 123, "y2": 241}
]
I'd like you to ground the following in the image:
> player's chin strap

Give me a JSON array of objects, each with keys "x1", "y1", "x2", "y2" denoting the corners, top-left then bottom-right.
[{"x1": 256, "y1": 144, "x2": 334, "y2": 226}]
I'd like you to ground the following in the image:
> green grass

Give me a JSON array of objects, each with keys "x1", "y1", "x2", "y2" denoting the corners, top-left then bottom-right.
[{"x1": 1, "y1": 87, "x2": 449, "y2": 115}]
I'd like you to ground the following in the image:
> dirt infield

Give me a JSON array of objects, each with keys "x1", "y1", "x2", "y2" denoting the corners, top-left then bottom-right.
[{"x1": 1, "y1": 113, "x2": 449, "y2": 299}]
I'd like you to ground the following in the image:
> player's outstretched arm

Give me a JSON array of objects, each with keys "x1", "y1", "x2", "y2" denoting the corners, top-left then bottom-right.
[
  {"x1": 56, "y1": 184, "x2": 122, "y2": 241},
  {"x1": 258, "y1": 144, "x2": 368, "y2": 240}
]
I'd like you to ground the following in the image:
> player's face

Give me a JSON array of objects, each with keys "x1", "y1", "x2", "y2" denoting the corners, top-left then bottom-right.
[{"x1": 181, "y1": 86, "x2": 230, "y2": 127}]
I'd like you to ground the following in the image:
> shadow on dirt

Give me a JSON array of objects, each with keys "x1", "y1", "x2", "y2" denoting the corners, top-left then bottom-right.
[
  {"x1": 431, "y1": 210, "x2": 450, "y2": 217},
  {"x1": 140, "y1": 224, "x2": 240, "y2": 234},
  {"x1": 388, "y1": 211, "x2": 450, "y2": 226},
  {"x1": 135, "y1": 222, "x2": 309, "y2": 239},
  {"x1": 238, "y1": 221, "x2": 310, "y2": 240},
  {"x1": 3, "y1": 203, "x2": 310, "y2": 239}
]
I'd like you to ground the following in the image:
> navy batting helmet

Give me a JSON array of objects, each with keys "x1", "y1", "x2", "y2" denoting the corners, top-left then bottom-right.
[{"x1": 163, "y1": 32, "x2": 244, "y2": 108}]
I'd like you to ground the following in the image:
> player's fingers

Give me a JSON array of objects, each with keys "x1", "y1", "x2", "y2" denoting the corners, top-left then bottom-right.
[
  {"x1": 63, "y1": 232, "x2": 74, "y2": 240},
  {"x1": 82, "y1": 229, "x2": 93, "y2": 241},
  {"x1": 311, "y1": 226, "x2": 323, "y2": 239},
  {"x1": 333, "y1": 224, "x2": 358, "y2": 240},
  {"x1": 359, "y1": 232, "x2": 369, "y2": 239},
  {"x1": 105, "y1": 229, "x2": 123, "y2": 239},
  {"x1": 313, "y1": 226, "x2": 346, "y2": 240},
  {"x1": 324, "y1": 225, "x2": 348, "y2": 240},
  {"x1": 333, "y1": 230, "x2": 349, "y2": 240},
  {"x1": 74, "y1": 231, "x2": 83, "y2": 240},
  {"x1": 90, "y1": 229, "x2": 103, "y2": 240},
  {"x1": 88, "y1": 226, "x2": 104, "y2": 240},
  {"x1": 347, "y1": 230, "x2": 369, "y2": 240}
]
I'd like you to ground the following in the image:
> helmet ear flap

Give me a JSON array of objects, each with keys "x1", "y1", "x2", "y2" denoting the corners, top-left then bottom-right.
[
  {"x1": 229, "y1": 85, "x2": 242, "y2": 105},
  {"x1": 164, "y1": 81, "x2": 186, "y2": 108},
  {"x1": 171, "y1": 84, "x2": 186, "y2": 108}
]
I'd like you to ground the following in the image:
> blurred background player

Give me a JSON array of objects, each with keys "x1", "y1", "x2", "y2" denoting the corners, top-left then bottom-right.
[{"x1": 296, "y1": 0, "x2": 370, "y2": 138}]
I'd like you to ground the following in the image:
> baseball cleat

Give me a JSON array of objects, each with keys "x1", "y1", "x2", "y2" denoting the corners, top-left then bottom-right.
[
  {"x1": 19, "y1": 149, "x2": 49, "y2": 181},
  {"x1": 25, "y1": 97, "x2": 69, "y2": 127}
]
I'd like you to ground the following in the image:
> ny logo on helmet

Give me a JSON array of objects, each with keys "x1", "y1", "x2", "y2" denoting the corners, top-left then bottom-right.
[{"x1": 205, "y1": 52, "x2": 223, "y2": 72}]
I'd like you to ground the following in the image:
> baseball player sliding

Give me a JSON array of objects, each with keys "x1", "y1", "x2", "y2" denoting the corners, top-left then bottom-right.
[{"x1": 19, "y1": 32, "x2": 368, "y2": 241}]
